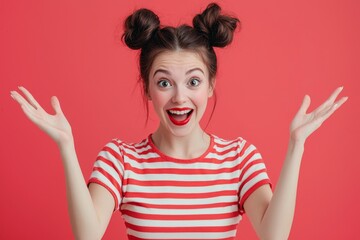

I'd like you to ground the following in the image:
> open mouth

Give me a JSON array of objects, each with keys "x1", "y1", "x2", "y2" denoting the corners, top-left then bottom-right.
[{"x1": 166, "y1": 108, "x2": 194, "y2": 126}]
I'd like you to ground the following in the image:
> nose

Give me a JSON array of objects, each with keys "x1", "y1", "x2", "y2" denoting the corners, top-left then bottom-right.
[{"x1": 171, "y1": 86, "x2": 187, "y2": 104}]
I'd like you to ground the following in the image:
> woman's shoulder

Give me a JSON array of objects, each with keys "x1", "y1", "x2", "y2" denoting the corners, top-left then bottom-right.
[
  {"x1": 104, "y1": 136, "x2": 148, "y2": 147},
  {"x1": 210, "y1": 134, "x2": 260, "y2": 153},
  {"x1": 102, "y1": 135, "x2": 152, "y2": 154},
  {"x1": 210, "y1": 134, "x2": 248, "y2": 146}
]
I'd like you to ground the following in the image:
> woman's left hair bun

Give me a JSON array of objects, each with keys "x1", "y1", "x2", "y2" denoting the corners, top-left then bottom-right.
[
  {"x1": 122, "y1": 9, "x2": 160, "y2": 50},
  {"x1": 193, "y1": 3, "x2": 239, "y2": 48}
]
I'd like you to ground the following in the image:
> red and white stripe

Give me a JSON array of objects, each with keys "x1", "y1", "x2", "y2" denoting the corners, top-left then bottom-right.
[{"x1": 88, "y1": 135, "x2": 271, "y2": 239}]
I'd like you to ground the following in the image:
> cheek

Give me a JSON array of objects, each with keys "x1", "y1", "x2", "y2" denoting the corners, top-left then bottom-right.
[
  {"x1": 150, "y1": 91, "x2": 170, "y2": 110},
  {"x1": 193, "y1": 90, "x2": 210, "y2": 110}
]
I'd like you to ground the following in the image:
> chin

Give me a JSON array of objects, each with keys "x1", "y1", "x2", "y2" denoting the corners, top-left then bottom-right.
[{"x1": 165, "y1": 120, "x2": 202, "y2": 138}]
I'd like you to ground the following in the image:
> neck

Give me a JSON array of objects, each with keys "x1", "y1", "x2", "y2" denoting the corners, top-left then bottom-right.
[{"x1": 151, "y1": 125, "x2": 211, "y2": 159}]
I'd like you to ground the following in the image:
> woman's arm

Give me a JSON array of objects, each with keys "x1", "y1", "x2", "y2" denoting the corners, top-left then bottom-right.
[
  {"x1": 11, "y1": 87, "x2": 114, "y2": 240},
  {"x1": 60, "y1": 142, "x2": 115, "y2": 240},
  {"x1": 245, "y1": 139, "x2": 304, "y2": 240},
  {"x1": 244, "y1": 87, "x2": 348, "y2": 240}
]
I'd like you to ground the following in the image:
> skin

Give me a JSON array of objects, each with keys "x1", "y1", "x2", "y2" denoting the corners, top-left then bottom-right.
[
  {"x1": 10, "y1": 50, "x2": 348, "y2": 240},
  {"x1": 148, "y1": 50, "x2": 214, "y2": 159}
]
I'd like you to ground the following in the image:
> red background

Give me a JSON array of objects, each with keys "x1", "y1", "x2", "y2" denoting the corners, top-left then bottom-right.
[{"x1": 1, "y1": 0, "x2": 359, "y2": 239}]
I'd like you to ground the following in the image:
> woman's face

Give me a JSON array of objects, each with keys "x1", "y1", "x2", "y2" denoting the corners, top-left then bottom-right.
[{"x1": 148, "y1": 50, "x2": 214, "y2": 137}]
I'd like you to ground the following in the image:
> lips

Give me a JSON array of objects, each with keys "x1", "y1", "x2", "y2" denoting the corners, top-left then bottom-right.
[{"x1": 166, "y1": 108, "x2": 193, "y2": 126}]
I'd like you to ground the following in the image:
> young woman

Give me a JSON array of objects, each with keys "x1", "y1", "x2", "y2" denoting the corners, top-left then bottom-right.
[{"x1": 10, "y1": 3, "x2": 347, "y2": 240}]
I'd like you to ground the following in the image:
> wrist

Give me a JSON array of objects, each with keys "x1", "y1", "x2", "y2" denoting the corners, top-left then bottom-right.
[
  {"x1": 288, "y1": 137, "x2": 305, "y2": 153},
  {"x1": 289, "y1": 130, "x2": 307, "y2": 146},
  {"x1": 57, "y1": 136, "x2": 75, "y2": 151}
]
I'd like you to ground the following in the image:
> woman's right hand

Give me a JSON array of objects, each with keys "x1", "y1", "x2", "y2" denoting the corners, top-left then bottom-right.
[{"x1": 11, "y1": 86, "x2": 73, "y2": 147}]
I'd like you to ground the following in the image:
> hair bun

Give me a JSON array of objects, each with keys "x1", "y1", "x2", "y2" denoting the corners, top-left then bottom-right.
[
  {"x1": 122, "y1": 9, "x2": 160, "y2": 50},
  {"x1": 193, "y1": 3, "x2": 239, "y2": 48}
]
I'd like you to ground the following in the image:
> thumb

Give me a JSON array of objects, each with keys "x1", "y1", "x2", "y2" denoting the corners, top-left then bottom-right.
[
  {"x1": 298, "y1": 95, "x2": 311, "y2": 115},
  {"x1": 51, "y1": 96, "x2": 63, "y2": 114}
]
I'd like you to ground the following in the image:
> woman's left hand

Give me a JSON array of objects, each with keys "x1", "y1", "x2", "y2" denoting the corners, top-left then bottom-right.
[{"x1": 290, "y1": 86, "x2": 348, "y2": 143}]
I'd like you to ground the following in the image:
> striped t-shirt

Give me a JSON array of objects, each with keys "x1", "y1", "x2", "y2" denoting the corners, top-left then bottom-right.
[{"x1": 88, "y1": 134, "x2": 271, "y2": 240}]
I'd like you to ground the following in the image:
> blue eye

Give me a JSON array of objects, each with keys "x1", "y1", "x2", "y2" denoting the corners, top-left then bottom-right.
[
  {"x1": 189, "y1": 78, "x2": 201, "y2": 87},
  {"x1": 158, "y1": 80, "x2": 171, "y2": 88}
]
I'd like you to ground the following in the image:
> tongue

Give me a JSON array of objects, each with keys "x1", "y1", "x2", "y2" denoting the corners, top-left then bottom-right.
[{"x1": 171, "y1": 113, "x2": 187, "y2": 121}]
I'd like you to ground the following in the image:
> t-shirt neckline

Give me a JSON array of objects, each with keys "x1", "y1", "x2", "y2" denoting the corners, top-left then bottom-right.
[{"x1": 147, "y1": 133, "x2": 215, "y2": 163}]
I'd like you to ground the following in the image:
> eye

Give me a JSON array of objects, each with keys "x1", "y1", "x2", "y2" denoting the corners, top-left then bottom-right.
[
  {"x1": 188, "y1": 78, "x2": 201, "y2": 87},
  {"x1": 157, "y1": 79, "x2": 171, "y2": 88}
]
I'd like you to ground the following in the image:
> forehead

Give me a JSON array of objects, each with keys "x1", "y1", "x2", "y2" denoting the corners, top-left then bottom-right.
[{"x1": 150, "y1": 50, "x2": 208, "y2": 76}]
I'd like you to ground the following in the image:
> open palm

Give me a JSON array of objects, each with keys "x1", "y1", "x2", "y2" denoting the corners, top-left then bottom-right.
[
  {"x1": 11, "y1": 86, "x2": 73, "y2": 145},
  {"x1": 290, "y1": 87, "x2": 348, "y2": 143}
]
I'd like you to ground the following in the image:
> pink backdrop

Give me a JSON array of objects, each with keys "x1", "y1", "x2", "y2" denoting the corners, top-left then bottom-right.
[{"x1": 1, "y1": 0, "x2": 359, "y2": 239}]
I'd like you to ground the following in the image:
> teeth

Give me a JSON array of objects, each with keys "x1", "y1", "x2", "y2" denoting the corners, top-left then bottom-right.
[{"x1": 168, "y1": 109, "x2": 192, "y2": 115}]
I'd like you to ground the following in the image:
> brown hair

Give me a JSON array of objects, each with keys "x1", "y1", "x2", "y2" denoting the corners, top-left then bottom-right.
[{"x1": 122, "y1": 3, "x2": 240, "y2": 124}]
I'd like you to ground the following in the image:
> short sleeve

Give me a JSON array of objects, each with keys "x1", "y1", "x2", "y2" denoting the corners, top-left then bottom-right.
[
  {"x1": 237, "y1": 138, "x2": 271, "y2": 214},
  {"x1": 88, "y1": 139, "x2": 125, "y2": 211}
]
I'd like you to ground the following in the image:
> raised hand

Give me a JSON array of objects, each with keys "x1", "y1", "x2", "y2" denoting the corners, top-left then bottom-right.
[
  {"x1": 11, "y1": 86, "x2": 73, "y2": 146},
  {"x1": 290, "y1": 86, "x2": 348, "y2": 143}
]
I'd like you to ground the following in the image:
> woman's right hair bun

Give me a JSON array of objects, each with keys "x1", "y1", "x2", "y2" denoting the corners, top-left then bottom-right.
[
  {"x1": 193, "y1": 3, "x2": 240, "y2": 48},
  {"x1": 122, "y1": 9, "x2": 160, "y2": 50}
]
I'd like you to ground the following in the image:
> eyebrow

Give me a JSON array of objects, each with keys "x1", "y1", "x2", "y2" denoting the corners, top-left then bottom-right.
[{"x1": 153, "y1": 68, "x2": 205, "y2": 77}]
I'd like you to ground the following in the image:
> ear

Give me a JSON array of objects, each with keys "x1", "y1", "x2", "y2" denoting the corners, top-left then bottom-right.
[
  {"x1": 146, "y1": 91, "x2": 152, "y2": 101},
  {"x1": 208, "y1": 78, "x2": 216, "y2": 97}
]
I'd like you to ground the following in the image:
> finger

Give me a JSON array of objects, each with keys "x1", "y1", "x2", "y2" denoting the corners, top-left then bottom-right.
[
  {"x1": 297, "y1": 95, "x2": 311, "y2": 115},
  {"x1": 11, "y1": 91, "x2": 45, "y2": 124},
  {"x1": 317, "y1": 96, "x2": 348, "y2": 123},
  {"x1": 11, "y1": 90, "x2": 38, "y2": 110},
  {"x1": 20, "y1": 104, "x2": 55, "y2": 136},
  {"x1": 315, "y1": 86, "x2": 344, "y2": 113},
  {"x1": 334, "y1": 96, "x2": 348, "y2": 109},
  {"x1": 18, "y1": 86, "x2": 42, "y2": 110},
  {"x1": 20, "y1": 102, "x2": 42, "y2": 125},
  {"x1": 51, "y1": 96, "x2": 63, "y2": 114}
]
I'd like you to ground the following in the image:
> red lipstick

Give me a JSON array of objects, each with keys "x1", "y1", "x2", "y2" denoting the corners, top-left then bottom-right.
[{"x1": 167, "y1": 108, "x2": 193, "y2": 126}]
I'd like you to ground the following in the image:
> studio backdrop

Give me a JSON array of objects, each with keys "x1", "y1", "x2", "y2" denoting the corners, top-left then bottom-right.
[{"x1": 1, "y1": 0, "x2": 359, "y2": 239}]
